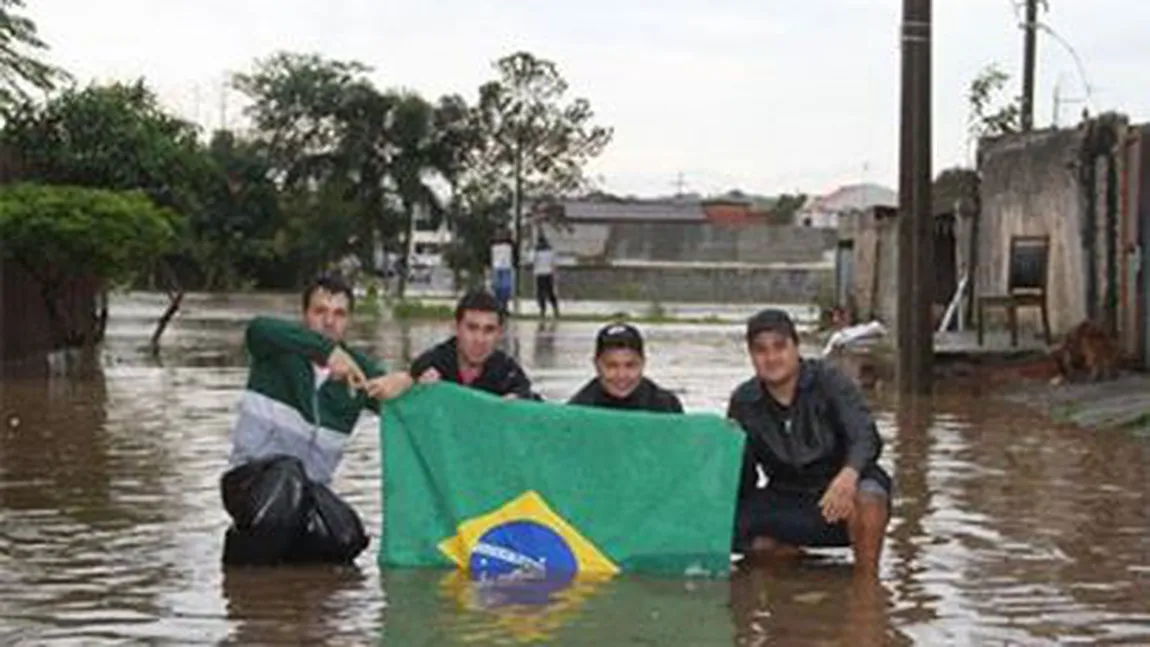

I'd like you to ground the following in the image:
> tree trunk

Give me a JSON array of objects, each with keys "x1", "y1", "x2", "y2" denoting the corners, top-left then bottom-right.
[
  {"x1": 396, "y1": 201, "x2": 415, "y2": 300},
  {"x1": 150, "y1": 260, "x2": 185, "y2": 355}
]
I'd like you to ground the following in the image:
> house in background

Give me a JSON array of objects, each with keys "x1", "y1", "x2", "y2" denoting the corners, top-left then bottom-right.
[
  {"x1": 530, "y1": 197, "x2": 836, "y2": 267},
  {"x1": 523, "y1": 196, "x2": 839, "y2": 304},
  {"x1": 797, "y1": 183, "x2": 898, "y2": 229}
]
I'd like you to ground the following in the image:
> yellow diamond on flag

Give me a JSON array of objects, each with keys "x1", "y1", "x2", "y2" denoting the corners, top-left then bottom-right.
[{"x1": 437, "y1": 490, "x2": 620, "y2": 578}]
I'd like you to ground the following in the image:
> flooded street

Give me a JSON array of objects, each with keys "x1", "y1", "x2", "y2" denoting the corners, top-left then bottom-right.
[{"x1": 2, "y1": 293, "x2": 1149, "y2": 645}]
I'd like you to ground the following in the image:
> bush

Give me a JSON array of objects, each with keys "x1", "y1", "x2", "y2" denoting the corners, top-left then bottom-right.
[{"x1": 0, "y1": 182, "x2": 181, "y2": 287}]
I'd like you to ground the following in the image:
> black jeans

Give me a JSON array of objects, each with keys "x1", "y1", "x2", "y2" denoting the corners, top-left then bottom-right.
[{"x1": 535, "y1": 274, "x2": 559, "y2": 315}]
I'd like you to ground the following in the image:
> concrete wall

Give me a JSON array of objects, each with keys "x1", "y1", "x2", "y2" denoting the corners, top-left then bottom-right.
[
  {"x1": 978, "y1": 128, "x2": 1088, "y2": 335},
  {"x1": 520, "y1": 263, "x2": 831, "y2": 304},
  {"x1": 537, "y1": 221, "x2": 836, "y2": 265},
  {"x1": 843, "y1": 208, "x2": 900, "y2": 331}
]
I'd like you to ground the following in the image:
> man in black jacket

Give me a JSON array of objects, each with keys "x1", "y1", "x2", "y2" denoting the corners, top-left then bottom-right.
[
  {"x1": 727, "y1": 308, "x2": 891, "y2": 576},
  {"x1": 569, "y1": 322, "x2": 683, "y2": 413},
  {"x1": 410, "y1": 289, "x2": 537, "y2": 399}
]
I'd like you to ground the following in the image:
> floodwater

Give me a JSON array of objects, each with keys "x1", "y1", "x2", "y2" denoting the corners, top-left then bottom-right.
[{"x1": 1, "y1": 292, "x2": 1148, "y2": 646}]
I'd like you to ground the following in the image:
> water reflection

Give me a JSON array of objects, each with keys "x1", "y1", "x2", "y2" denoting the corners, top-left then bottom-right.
[
  {"x1": 730, "y1": 562, "x2": 907, "y2": 646},
  {"x1": 221, "y1": 565, "x2": 374, "y2": 646},
  {"x1": 381, "y1": 569, "x2": 732, "y2": 646}
]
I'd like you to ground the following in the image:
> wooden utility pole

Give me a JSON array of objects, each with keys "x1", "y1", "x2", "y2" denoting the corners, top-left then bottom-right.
[
  {"x1": 1020, "y1": 0, "x2": 1039, "y2": 131},
  {"x1": 896, "y1": 0, "x2": 934, "y2": 395}
]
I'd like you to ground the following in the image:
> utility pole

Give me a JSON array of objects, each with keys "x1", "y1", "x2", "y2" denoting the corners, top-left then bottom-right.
[
  {"x1": 512, "y1": 138, "x2": 523, "y2": 316},
  {"x1": 1020, "y1": 0, "x2": 1038, "y2": 131},
  {"x1": 896, "y1": 0, "x2": 934, "y2": 395}
]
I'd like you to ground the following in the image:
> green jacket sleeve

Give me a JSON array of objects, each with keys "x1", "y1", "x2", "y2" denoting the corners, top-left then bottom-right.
[{"x1": 244, "y1": 316, "x2": 337, "y2": 364}]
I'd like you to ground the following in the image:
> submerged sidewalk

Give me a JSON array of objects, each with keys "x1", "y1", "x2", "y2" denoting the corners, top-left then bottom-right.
[
  {"x1": 830, "y1": 329, "x2": 1150, "y2": 435},
  {"x1": 1000, "y1": 373, "x2": 1150, "y2": 435}
]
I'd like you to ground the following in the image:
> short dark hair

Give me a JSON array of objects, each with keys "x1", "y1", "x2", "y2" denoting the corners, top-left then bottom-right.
[
  {"x1": 302, "y1": 274, "x2": 355, "y2": 313},
  {"x1": 454, "y1": 289, "x2": 505, "y2": 324}
]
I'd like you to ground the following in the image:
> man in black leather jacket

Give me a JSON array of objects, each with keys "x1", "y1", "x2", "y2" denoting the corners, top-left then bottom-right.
[
  {"x1": 727, "y1": 308, "x2": 892, "y2": 576},
  {"x1": 410, "y1": 290, "x2": 538, "y2": 400}
]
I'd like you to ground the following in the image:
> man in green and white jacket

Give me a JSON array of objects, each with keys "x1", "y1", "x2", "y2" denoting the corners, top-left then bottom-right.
[{"x1": 222, "y1": 274, "x2": 412, "y2": 565}]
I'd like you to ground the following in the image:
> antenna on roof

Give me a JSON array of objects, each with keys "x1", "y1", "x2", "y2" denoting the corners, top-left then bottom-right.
[{"x1": 672, "y1": 172, "x2": 687, "y2": 198}]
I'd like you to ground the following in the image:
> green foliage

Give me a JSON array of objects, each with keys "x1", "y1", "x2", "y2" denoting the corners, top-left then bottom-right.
[
  {"x1": 968, "y1": 64, "x2": 1021, "y2": 140},
  {"x1": 770, "y1": 193, "x2": 808, "y2": 224},
  {"x1": 0, "y1": 183, "x2": 180, "y2": 285},
  {"x1": 1, "y1": 81, "x2": 202, "y2": 192},
  {"x1": 0, "y1": 0, "x2": 71, "y2": 111},
  {"x1": 232, "y1": 51, "x2": 373, "y2": 187},
  {"x1": 392, "y1": 300, "x2": 455, "y2": 320},
  {"x1": 472, "y1": 51, "x2": 613, "y2": 201},
  {"x1": 933, "y1": 167, "x2": 980, "y2": 216},
  {"x1": 0, "y1": 43, "x2": 613, "y2": 296}
]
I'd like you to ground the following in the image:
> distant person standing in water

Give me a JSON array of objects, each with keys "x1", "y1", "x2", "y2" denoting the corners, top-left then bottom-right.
[
  {"x1": 532, "y1": 234, "x2": 560, "y2": 318},
  {"x1": 490, "y1": 229, "x2": 514, "y2": 315}
]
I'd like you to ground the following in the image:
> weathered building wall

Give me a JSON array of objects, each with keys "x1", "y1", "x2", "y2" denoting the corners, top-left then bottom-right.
[
  {"x1": 520, "y1": 263, "x2": 830, "y2": 304},
  {"x1": 841, "y1": 207, "x2": 900, "y2": 330},
  {"x1": 537, "y1": 221, "x2": 836, "y2": 265},
  {"x1": 977, "y1": 127, "x2": 1089, "y2": 335}
]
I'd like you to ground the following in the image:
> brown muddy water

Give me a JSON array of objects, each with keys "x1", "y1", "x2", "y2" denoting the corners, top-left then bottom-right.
[{"x1": 1, "y1": 293, "x2": 1148, "y2": 646}]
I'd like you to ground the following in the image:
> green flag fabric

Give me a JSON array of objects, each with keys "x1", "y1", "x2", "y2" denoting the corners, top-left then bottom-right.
[{"x1": 379, "y1": 383, "x2": 746, "y2": 579}]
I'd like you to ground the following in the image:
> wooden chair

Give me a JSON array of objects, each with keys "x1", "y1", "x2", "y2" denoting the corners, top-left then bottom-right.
[{"x1": 977, "y1": 235, "x2": 1052, "y2": 347}]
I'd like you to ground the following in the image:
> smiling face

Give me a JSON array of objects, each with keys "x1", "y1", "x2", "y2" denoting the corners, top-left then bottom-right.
[
  {"x1": 748, "y1": 330, "x2": 801, "y2": 387},
  {"x1": 595, "y1": 347, "x2": 645, "y2": 399},
  {"x1": 303, "y1": 288, "x2": 351, "y2": 342}
]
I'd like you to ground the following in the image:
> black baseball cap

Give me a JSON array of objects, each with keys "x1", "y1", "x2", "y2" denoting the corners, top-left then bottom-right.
[
  {"x1": 745, "y1": 308, "x2": 799, "y2": 344},
  {"x1": 595, "y1": 322, "x2": 645, "y2": 357}
]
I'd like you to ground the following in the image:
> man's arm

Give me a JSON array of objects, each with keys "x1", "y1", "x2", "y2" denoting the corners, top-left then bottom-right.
[
  {"x1": 245, "y1": 316, "x2": 335, "y2": 363},
  {"x1": 408, "y1": 344, "x2": 443, "y2": 381},
  {"x1": 821, "y1": 363, "x2": 881, "y2": 473},
  {"x1": 500, "y1": 357, "x2": 539, "y2": 400}
]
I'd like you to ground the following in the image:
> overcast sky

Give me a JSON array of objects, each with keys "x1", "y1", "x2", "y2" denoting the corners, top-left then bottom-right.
[{"x1": 30, "y1": 0, "x2": 1149, "y2": 198}]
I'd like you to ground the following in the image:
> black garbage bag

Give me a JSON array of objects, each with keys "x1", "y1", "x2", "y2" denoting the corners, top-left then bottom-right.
[
  {"x1": 219, "y1": 454, "x2": 368, "y2": 566},
  {"x1": 289, "y1": 481, "x2": 369, "y2": 564},
  {"x1": 220, "y1": 456, "x2": 310, "y2": 566}
]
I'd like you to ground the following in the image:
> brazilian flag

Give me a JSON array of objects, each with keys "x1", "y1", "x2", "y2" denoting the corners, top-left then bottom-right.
[{"x1": 379, "y1": 383, "x2": 745, "y2": 579}]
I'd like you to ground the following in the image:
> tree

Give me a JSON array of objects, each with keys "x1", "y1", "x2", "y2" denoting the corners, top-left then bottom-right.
[
  {"x1": 232, "y1": 52, "x2": 373, "y2": 189},
  {"x1": 968, "y1": 64, "x2": 1021, "y2": 140},
  {"x1": 0, "y1": 80, "x2": 257, "y2": 292},
  {"x1": 770, "y1": 193, "x2": 808, "y2": 224},
  {"x1": 193, "y1": 130, "x2": 283, "y2": 289},
  {"x1": 0, "y1": 0, "x2": 70, "y2": 112},
  {"x1": 0, "y1": 80, "x2": 207, "y2": 209},
  {"x1": 932, "y1": 167, "x2": 980, "y2": 217},
  {"x1": 471, "y1": 51, "x2": 613, "y2": 308},
  {"x1": 0, "y1": 183, "x2": 180, "y2": 347},
  {"x1": 234, "y1": 53, "x2": 411, "y2": 281}
]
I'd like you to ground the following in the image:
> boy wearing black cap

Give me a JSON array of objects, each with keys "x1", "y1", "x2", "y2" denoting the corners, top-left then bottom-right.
[
  {"x1": 727, "y1": 308, "x2": 891, "y2": 577},
  {"x1": 568, "y1": 323, "x2": 684, "y2": 413}
]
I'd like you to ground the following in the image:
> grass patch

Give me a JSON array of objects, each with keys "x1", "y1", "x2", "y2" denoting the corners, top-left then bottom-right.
[{"x1": 392, "y1": 300, "x2": 454, "y2": 320}]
